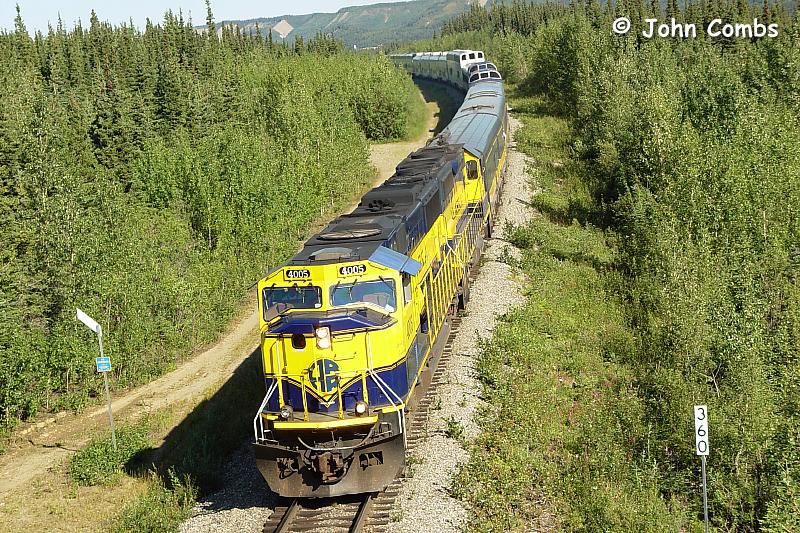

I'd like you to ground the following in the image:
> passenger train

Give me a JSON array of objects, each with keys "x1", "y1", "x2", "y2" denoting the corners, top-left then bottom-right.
[{"x1": 252, "y1": 50, "x2": 508, "y2": 497}]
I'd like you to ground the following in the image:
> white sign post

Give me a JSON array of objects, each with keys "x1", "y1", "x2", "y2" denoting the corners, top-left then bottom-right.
[
  {"x1": 694, "y1": 405, "x2": 710, "y2": 533},
  {"x1": 77, "y1": 308, "x2": 117, "y2": 450}
]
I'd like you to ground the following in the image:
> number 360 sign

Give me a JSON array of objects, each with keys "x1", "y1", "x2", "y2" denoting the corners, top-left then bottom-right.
[{"x1": 694, "y1": 405, "x2": 710, "y2": 456}]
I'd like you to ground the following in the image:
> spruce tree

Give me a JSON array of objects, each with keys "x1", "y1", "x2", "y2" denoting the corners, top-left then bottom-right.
[{"x1": 205, "y1": 0, "x2": 215, "y2": 39}]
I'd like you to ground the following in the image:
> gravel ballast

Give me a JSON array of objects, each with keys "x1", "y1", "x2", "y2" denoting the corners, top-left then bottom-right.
[
  {"x1": 179, "y1": 444, "x2": 276, "y2": 533},
  {"x1": 389, "y1": 116, "x2": 535, "y2": 533}
]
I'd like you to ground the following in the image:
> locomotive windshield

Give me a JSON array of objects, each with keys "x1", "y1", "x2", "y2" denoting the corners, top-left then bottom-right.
[
  {"x1": 330, "y1": 279, "x2": 397, "y2": 312},
  {"x1": 262, "y1": 285, "x2": 321, "y2": 320}
]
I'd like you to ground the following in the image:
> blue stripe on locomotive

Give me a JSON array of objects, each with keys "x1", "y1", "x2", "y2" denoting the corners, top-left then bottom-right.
[{"x1": 266, "y1": 362, "x2": 410, "y2": 413}]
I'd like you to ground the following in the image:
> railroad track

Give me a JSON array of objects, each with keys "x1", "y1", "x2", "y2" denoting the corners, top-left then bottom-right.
[
  {"x1": 263, "y1": 492, "x2": 386, "y2": 533},
  {"x1": 263, "y1": 260, "x2": 478, "y2": 533}
]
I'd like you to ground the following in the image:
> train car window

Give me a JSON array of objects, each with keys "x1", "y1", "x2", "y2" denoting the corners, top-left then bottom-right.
[
  {"x1": 452, "y1": 160, "x2": 464, "y2": 181},
  {"x1": 461, "y1": 54, "x2": 466, "y2": 61},
  {"x1": 469, "y1": 53, "x2": 475, "y2": 59},
  {"x1": 469, "y1": 74, "x2": 479, "y2": 83},
  {"x1": 466, "y1": 160, "x2": 479, "y2": 180},
  {"x1": 490, "y1": 72, "x2": 501, "y2": 79},
  {"x1": 402, "y1": 274, "x2": 412, "y2": 305},
  {"x1": 263, "y1": 286, "x2": 321, "y2": 320},
  {"x1": 478, "y1": 52, "x2": 484, "y2": 58},
  {"x1": 330, "y1": 279, "x2": 397, "y2": 312}
]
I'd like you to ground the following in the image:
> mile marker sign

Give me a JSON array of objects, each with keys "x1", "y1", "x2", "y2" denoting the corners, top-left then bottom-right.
[
  {"x1": 694, "y1": 405, "x2": 710, "y2": 533},
  {"x1": 694, "y1": 405, "x2": 710, "y2": 455}
]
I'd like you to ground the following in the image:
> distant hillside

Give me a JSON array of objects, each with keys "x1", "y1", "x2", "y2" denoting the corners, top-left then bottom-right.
[{"x1": 205, "y1": 0, "x2": 496, "y2": 48}]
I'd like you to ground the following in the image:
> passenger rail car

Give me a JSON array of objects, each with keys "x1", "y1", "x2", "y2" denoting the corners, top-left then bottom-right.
[
  {"x1": 252, "y1": 50, "x2": 509, "y2": 498},
  {"x1": 392, "y1": 49, "x2": 490, "y2": 91}
]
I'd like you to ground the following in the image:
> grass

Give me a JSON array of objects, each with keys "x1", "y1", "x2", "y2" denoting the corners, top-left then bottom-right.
[
  {"x1": 69, "y1": 420, "x2": 152, "y2": 486},
  {"x1": 113, "y1": 470, "x2": 197, "y2": 533},
  {"x1": 113, "y1": 346, "x2": 264, "y2": 525},
  {"x1": 444, "y1": 416, "x2": 465, "y2": 442},
  {"x1": 53, "y1": 347, "x2": 265, "y2": 530},
  {"x1": 454, "y1": 96, "x2": 687, "y2": 532},
  {"x1": 417, "y1": 79, "x2": 461, "y2": 136},
  {"x1": 396, "y1": 78, "x2": 460, "y2": 143},
  {"x1": 404, "y1": 454, "x2": 424, "y2": 478},
  {"x1": 403, "y1": 84, "x2": 429, "y2": 141}
]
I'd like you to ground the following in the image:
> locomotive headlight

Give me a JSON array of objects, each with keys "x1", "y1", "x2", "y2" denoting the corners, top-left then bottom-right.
[
  {"x1": 355, "y1": 400, "x2": 368, "y2": 416},
  {"x1": 317, "y1": 336, "x2": 331, "y2": 349},
  {"x1": 279, "y1": 404, "x2": 294, "y2": 420},
  {"x1": 315, "y1": 327, "x2": 331, "y2": 349}
]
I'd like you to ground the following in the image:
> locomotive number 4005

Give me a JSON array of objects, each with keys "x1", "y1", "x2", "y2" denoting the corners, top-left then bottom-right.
[
  {"x1": 338, "y1": 264, "x2": 367, "y2": 277},
  {"x1": 284, "y1": 268, "x2": 311, "y2": 281}
]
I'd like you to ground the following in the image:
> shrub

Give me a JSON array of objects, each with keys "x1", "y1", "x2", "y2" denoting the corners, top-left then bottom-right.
[{"x1": 69, "y1": 422, "x2": 150, "y2": 486}]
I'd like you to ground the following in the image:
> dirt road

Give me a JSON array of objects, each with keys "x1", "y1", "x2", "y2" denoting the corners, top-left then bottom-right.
[{"x1": 0, "y1": 83, "x2": 449, "y2": 529}]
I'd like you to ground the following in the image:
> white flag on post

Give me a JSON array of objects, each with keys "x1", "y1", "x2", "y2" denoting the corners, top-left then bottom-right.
[{"x1": 76, "y1": 308, "x2": 102, "y2": 336}]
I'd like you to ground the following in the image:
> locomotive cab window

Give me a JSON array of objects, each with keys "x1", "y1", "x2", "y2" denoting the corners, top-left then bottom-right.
[
  {"x1": 262, "y1": 285, "x2": 322, "y2": 320},
  {"x1": 466, "y1": 160, "x2": 479, "y2": 180},
  {"x1": 330, "y1": 279, "x2": 397, "y2": 312}
]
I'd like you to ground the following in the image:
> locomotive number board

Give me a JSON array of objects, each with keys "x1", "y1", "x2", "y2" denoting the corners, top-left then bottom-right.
[
  {"x1": 338, "y1": 264, "x2": 367, "y2": 277},
  {"x1": 283, "y1": 268, "x2": 311, "y2": 281}
]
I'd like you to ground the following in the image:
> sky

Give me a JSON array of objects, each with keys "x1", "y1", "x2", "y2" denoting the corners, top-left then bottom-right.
[{"x1": 1, "y1": 1, "x2": 412, "y2": 34}]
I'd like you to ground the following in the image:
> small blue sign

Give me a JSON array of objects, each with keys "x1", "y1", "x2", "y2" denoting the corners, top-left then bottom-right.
[{"x1": 95, "y1": 356, "x2": 111, "y2": 373}]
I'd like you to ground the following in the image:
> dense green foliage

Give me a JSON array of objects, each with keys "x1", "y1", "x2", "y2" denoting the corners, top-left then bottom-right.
[
  {"x1": 445, "y1": 1, "x2": 800, "y2": 531},
  {"x1": 0, "y1": 7, "x2": 422, "y2": 430},
  {"x1": 442, "y1": 0, "x2": 571, "y2": 36}
]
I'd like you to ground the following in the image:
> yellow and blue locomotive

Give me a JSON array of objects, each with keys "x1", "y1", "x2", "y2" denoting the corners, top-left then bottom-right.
[{"x1": 252, "y1": 50, "x2": 508, "y2": 497}]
